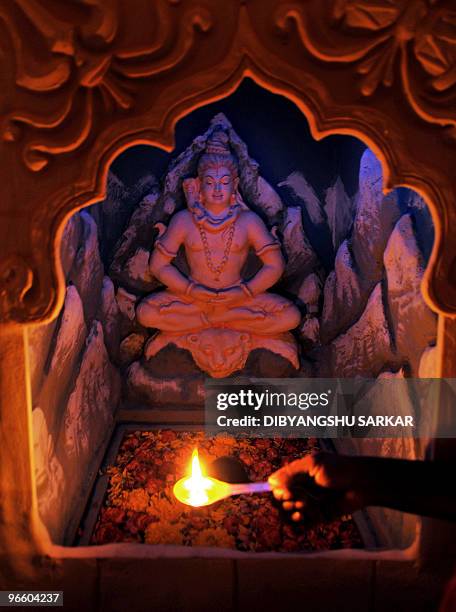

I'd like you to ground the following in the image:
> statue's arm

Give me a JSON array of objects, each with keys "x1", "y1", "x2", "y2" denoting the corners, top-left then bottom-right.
[
  {"x1": 150, "y1": 212, "x2": 190, "y2": 294},
  {"x1": 245, "y1": 213, "x2": 285, "y2": 295}
]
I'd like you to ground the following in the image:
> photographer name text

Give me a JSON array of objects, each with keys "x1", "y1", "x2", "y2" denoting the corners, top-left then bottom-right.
[{"x1": 215, "y1": 415, "x2": 414, "y2": 428}]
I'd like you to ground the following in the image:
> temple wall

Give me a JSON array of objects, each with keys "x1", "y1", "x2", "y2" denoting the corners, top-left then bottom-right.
[
  {"x1": 313, "y1": 150, "x2": 437, "y2": 549},
  {"x1": 27, "y1": 167, "x2": 160, "y2": 542}
]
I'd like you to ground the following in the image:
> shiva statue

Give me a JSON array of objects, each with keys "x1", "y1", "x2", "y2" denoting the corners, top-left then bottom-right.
[{"x1": 136, "y1": 130, "x2": 300, "y2": 377}]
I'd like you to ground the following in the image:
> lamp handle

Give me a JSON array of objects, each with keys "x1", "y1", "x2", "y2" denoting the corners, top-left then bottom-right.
[{"x1": 229, "y1": 482, "x2": 271, "y2": 496}]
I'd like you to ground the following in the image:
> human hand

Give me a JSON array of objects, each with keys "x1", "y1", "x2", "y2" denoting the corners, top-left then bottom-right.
[{"x1": 268, "y1": 451, "x2": 366, "y2": 523}]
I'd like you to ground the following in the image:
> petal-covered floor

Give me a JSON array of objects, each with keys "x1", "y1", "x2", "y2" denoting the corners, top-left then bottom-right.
[{"x1": 89, "y1": 431, "x2": 363, "y2": 553}]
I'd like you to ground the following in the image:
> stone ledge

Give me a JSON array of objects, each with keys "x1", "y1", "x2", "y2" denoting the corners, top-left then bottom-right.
[{"x1": 36, "y1": 547, "x2": 447, "y2": 612}]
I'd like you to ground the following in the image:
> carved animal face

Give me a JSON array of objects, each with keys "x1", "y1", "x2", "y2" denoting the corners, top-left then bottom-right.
[{"x1": 187, "y1": 328, "x2": 251, "y2": 378}]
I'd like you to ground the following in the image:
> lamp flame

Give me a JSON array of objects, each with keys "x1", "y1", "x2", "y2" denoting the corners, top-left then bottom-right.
[
  {"x1": 186, "y1": 448, "x2": 211, "y2": 506},
  {"x1": 173, "y1": 448, "x2": 230, "y2": 507}
]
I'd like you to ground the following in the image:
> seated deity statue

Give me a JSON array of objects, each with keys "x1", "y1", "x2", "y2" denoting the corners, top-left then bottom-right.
[{"x1": 136, "y1": 130, "x2": 301, "y2": 377}]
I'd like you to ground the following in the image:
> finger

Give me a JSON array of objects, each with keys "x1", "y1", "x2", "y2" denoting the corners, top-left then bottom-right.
[
  {"x1": 282, "y1": 499, "x2": 306, "y2": 513},
  {"x1": 301, "y1": 453, "x2": 320, "y2": 477},
  {"x1": 269, "y1": 456, "x2": 318, "y2": 489},
  {"x1": 293, "y1": 452, "x2": 329, "y2": 486},
  {"x1": 271, "y1": 486, "x2": 284, "y2": 500},
  {"x1": 282, "y1": 501, "x2": 295, "y2": 511},
  {"x1": 281, "y1": 457, "x2": 312, "y2": 478},
  {"x1": 268, "y1": 469, "x2": 287, "y2": 489},
  {"x1": 272, "y1": 487, "x2": 292, "y2": 501}
]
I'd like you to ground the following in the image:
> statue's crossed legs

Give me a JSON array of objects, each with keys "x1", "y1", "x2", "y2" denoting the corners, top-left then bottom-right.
[{"x1": 136, "y1": 289, "x2": 301, "y2": 334}]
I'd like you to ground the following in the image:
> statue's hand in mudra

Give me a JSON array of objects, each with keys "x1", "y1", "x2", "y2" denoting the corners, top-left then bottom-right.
[
  {"x1": 212, "y1": 285, "x2": 245, "y2": 306},
  {"x1": 188, "y1": 282, "x2": 219, "y2": 302}
]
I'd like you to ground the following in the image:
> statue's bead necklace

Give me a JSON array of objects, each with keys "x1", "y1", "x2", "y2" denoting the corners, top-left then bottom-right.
[{"x1": 197, "y1": 219, "x2": 236, "y2": 281}]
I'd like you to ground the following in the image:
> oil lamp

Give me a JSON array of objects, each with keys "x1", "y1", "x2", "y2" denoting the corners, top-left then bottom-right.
[{"x1": 173, "y1": 448, "x2": 270, "y2": 507}]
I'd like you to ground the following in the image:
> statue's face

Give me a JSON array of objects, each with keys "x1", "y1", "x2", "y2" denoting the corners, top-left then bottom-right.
[{"x1": 199, "y1": 165, "x2": 237, "y2": 209}]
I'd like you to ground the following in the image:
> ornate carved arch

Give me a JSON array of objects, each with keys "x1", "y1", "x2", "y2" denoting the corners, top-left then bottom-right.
[{"x1": 1, "y1": 0, "x2": 456, "y2": 327}]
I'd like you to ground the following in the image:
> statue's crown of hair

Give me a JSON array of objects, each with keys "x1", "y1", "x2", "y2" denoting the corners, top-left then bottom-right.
[
  {"x1": 205, "y1": 130, "x2": 230, "y2": 155},
  {"x1": 198, "y1": 129, "x2": 238, "y2": 177}
]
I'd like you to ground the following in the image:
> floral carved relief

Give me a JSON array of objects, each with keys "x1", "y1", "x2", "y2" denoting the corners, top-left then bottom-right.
[
  {"x1": 1, "y1": 0, "x2": 214, "y2": 172},
  {"x1": 273, "y1": 0, "x2": 456, "y2": 126}
]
